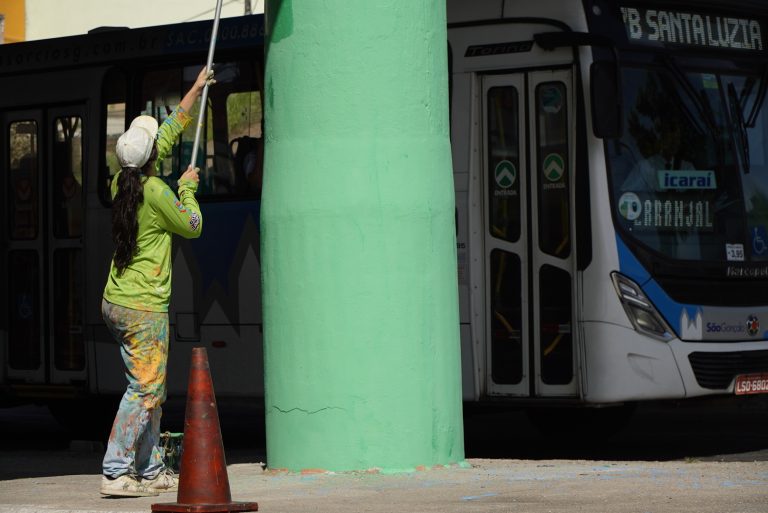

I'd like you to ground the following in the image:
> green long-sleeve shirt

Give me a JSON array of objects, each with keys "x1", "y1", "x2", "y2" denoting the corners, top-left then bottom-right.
[{"x1": 103, "y1": 107, "x2": 203, "y2": 312}]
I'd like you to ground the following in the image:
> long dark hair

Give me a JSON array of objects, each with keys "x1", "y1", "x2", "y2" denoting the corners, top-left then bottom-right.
[{"x1": 112, "y1": 145, "x2": 157, "y2": 274}]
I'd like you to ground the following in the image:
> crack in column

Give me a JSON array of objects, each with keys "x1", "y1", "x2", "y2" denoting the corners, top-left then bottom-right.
[{"x1": 271, "y1": 405, "x2": 346, "y2": 414}]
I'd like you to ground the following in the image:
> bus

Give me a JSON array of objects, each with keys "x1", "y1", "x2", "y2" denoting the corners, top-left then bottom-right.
[
  {"x1": 2, "y1": 1, "x2": 768, "y2": 431},
  {"x1": 448, "y1": 0, "x2": 768, "y2": 411},
  {"x1": 0, "y1": 14, "x2": 266, "y2": 421}
]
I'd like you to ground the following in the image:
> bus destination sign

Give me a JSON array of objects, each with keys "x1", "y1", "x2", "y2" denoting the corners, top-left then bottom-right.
[{"x1": 620, "y1": 6, "x2": 764, "y2": 52}]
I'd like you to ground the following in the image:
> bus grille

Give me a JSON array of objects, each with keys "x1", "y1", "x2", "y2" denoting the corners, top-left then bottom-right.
[{"x1": 688, "y1": 350, "x2": 768, "y2": 389}]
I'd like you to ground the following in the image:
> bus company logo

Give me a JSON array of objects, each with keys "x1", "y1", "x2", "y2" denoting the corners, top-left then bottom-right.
[
  {"x1": 746, "y1": 315, "x2": 760, "y2": 337},
  {"x1": 705, "y1": 321, "x2": 745, "y2": 334},
  {"x1": 680, "y1": 308, "x2": 703, "y2": 340},
  {"x1": 618, "y1": 192, "x2": 642, "y2": 221},
  {"x1": 657, "y1": 170, "x2": 716, "y2": 190},
  {"x1": 494, "y1": 160, "x2": 518, "y2": 197}
]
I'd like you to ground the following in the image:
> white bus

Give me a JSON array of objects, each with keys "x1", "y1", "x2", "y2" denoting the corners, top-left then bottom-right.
[{"x1": 448, "y1": 0, "x2": 768, "y2": 410}]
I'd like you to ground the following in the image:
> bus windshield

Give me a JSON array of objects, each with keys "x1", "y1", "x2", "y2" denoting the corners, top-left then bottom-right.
[{"x1": 607, "y1": 64, "x2": 768, "y2": 263}]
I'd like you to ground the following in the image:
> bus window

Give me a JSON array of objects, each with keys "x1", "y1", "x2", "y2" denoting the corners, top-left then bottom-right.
[
  {"x1": 535, "y1": 81, "x2": 573, "y2": 386},
  {"x1": 102, "y1": 67, "x2": 127, "y2": 204},
  {"x1": 539, "y1": 264, "x2": 572, "y2": 385},
  {"x1": 490, "y1": 249, "x2": 523, "y2": 385},
  {"x1": 9, "y1": 121, "x2": 39, "y2": 240},
  {"x1": 725, "y1": 73, "x2": 768, "y2": 262},
  {"x1": 608, "y1": 67, "x2": 746, "y2": 262},
  {"x1": 8, "y1": 250, "x2": 41, "y2": 370},
  {"x1": 487, "y1": 87, "x2": 521, "y2": 243},
  {"x1": 141, "y1": 67, "x2": 184, "y2": 182},
  {"x1": 486, "y1": 86, "x2": 524, "y2": 386},
  {"x1": 52, "y1": 115, "x2": 85, "y2": 371},
  {"x1": 53, "y1": 117, "x2": 83, "y2": 238},
  {"x1": 140, "y1": 61, "x2": 262, "y2": 199},
  {"x1": 104, "y1": 104, "x2": 126, "y2": 181},
  {"x1": 227, "y1": 91, "x2": 263, "y2": 195},
  {"x1": 53, "y1": 248, "x2": 84, "y2": 371},
  {"x1": 536, "y1": 82, "x2": 570, "y2": 258}
]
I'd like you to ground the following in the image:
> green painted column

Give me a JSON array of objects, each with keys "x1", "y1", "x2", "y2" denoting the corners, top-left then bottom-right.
[{"x1": 261, "y1": 0, "x2": 464, "y2": 472}]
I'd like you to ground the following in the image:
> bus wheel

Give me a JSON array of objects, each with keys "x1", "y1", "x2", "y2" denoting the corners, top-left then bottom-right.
[{"x1": 526, "y1": 404, "x2": 636, "y2": 442}]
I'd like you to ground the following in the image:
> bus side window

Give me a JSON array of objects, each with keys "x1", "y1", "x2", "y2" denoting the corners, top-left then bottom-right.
[
  {"x1": 53, "y1": 117, "x2": 83, "y2": 238},
  {"x1": 101, "y1": 68, "x2": 127, "y2": 205},
  {"x1": 192, "y1": 61, "x2": 263, "y2": 198},
  {"x1": 227, "y1": 91, "x2": 263, "y2": 196},
  {"x1": 141, "y1": 67, "x2": 183, "y2": 185},
  {"x1": 139, "y1": 61, "x2": 263, "y2": 199},
  {"x1": 9, "y1": 121, "x2": 39, "y2": 240},
  {"x1": 536, "y1": 81, "x2": 571, "y2": 259},
  {"x1": 104, "y1": 104, "x2": 126, "y2": 195}
]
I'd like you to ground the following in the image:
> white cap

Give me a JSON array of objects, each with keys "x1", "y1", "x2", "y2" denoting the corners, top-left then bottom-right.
[{"x1": 116, "y1": 116, "x2": 159, "y2": 168}]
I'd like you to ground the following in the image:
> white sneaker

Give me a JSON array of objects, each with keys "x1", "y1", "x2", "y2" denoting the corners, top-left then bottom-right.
[
  {"x1": 143, "y1": 468, "x2": 179, "y2": 493},
  {"x1": 100, "y1": 474, "x2": 159, "y2": 497}
]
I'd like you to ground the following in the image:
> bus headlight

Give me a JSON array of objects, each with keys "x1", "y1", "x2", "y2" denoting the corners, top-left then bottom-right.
[{"x1": 610, "y1": 272, "x2": 674, "y2": 342}]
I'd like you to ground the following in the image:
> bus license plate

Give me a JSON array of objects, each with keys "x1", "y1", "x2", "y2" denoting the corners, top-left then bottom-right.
[{"x1": 734, "y1": 373, "x2": 768, "y2": 395}]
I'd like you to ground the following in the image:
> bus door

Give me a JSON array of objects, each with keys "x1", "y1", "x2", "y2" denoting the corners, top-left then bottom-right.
[
  {"x1": 482, "y1": 70, "x2": 577, "y2": 398},
  {"x1": 3, "y1": 106, "x2": 86, "y2": 388}
]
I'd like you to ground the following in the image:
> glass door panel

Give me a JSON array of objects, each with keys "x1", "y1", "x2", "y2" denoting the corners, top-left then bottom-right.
[
  {"x1": 48, "y1": 108, "x2": 86, "y2": 383},
  {"x1": 4, "y1": 111, "x2": 44, "y2": 382},
  {"x1": 2, "y1": 107, "x2": 87, "y2": 384},
  {"x1": 482, "y1": 71, "x2": 578, "y2": 398},
  {"x1": 483, "y1": 74, "x2": 529, "y2": 396},
  {"x1": 529, "y1": 70, "x2": 576, "y2": 396}
]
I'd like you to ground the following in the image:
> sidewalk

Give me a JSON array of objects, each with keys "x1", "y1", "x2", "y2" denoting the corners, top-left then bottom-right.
[
  {"x1": 1, "y1": 451, "x2": 767, "y2": 513},
  {"x1": 2, "y1": 400, "x2": 767, "y2": 512}
]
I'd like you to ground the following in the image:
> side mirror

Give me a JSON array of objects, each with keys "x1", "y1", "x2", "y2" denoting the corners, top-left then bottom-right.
[{"x1": 590, "y1": 61, "x2": 622, "y2": 139}]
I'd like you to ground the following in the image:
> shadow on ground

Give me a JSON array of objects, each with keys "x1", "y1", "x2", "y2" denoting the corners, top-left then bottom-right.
[
  {"x1": 1, "y1": 396, "x2": 766, "y2": 480},
  {"x1": 462, "y1": 396, "x2": 768, "y2": 462}
]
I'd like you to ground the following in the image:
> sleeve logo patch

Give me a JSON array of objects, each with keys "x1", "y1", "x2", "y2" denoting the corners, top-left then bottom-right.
[{"x1": 189, "y1": 212, "x2": 201, "y2": 231}]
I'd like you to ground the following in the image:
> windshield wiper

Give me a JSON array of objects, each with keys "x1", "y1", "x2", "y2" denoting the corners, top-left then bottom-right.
[
  {"x1": 728, "y1": 82, "x2": 750, "y2": 173},
  {"x1": 661, "y1": 56, "x2": 720, "y2": 136},
  {"x1": 746, "y1": 64, "x2": 768, "y2": 128}
]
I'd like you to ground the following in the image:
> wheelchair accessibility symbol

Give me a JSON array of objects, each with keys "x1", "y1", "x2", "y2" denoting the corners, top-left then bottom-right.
[
  {"x1": 753, "y1": 226, "x2": 768, "y2": 256},
  {"x1": 17, "y1": 293, "x2": 33, "y2": 320}
]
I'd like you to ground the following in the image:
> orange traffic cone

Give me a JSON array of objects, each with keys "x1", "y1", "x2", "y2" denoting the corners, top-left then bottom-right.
[{"x1": 152, "y1": 347, "x2": 258, "y2": 513}]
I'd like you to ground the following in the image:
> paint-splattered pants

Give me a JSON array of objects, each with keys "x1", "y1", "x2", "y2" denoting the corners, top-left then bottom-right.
[{"x1": 101, "y1": 299, "x2": 169, "y2": 479}]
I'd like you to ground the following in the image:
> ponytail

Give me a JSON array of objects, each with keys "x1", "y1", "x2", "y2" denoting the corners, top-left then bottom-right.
[
  {"x1": 112, "y1": 167, "x2": 144, "y2": 274},
  {"x1": 112, "y1": 143, "x2": 157, "y2": 274}
]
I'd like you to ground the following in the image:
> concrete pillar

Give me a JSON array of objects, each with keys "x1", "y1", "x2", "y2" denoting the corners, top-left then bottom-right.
[{"x1": 261, "y1": 0, "x2": 464, "y2": 472}]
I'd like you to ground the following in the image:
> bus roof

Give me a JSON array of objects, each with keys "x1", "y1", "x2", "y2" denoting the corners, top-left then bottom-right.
[{"x1": 0, "y1": 14, "x2": 264, "y2": 77}]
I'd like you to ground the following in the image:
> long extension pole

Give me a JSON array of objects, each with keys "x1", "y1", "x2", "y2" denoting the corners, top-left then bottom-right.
[{"x1": 190, "y1": 0, "x2": 224, "y2": 169}]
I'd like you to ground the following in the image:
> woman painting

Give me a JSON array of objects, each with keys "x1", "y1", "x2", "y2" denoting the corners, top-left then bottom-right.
[{"x1": 100, "y1": 67, "x2": 213, "y2": 497}]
